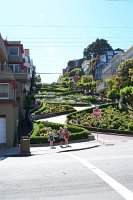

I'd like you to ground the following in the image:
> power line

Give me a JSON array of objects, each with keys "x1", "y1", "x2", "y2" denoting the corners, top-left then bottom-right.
[
  {"x1": 24, "y1": 46, "x2": 87, "y2": 47},
  {"x1": 9, "y1": 41, "x2": 133, "y2": 44},
  {"x1": 36, "y1": 72, "x2": 62, "y2": 74},
  {"x1": 1, "y1": 24, "x2": 133, "y2": 29},
  {"x1": 7, "y1": 36, "x2": 133, "y2": 39},
  {"x1": 105, "y1": 0, "x2": 132, "y2": 2},
  {"x1": 23, "y1": 46, "x2": 130, "y2": 48}
]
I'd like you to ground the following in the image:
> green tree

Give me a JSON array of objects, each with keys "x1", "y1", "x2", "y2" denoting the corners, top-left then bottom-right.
[
  {"x1": 83, "y1": 38, "x2": 113, "y2": 59},
  {"x1": 118, "y1": 59, "x2": 133, "y2": 87},
  {"x1": 68, "y1": 79, "x2": 75, "y2": 90},
  {"x1": 89, "y1": 58, "x2": 100, "y2": 80},
  {"x1": 107, "y1": 89, "x2": 120, "y2": 102},
  {"x1": 106, "y1": 77, "x2": 117, "y2": 90},
  {"x1": 120, "y1": 86, "x2": 133, "y2": 111},
  {"x1": 80, "y1": 75, "x2": 92, "y2": 83},
  {"x1": 69, "y1": 67, "x2": 84, "y2": 77},
  {"x1": 59, "y1": 76, "x2": 70, "y2": 88}
]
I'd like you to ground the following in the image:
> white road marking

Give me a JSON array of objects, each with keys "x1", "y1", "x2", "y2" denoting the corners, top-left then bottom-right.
[{"x1": 67, "y1": 153, "x2": 133, "y2": 200}]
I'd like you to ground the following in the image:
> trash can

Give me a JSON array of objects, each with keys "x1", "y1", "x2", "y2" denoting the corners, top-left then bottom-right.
[{"x1": 20, "y1": 136, "x2": 30, "y2": 153}]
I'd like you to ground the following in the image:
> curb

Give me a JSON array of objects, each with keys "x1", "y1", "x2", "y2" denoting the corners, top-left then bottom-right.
[
  {"x1": 1, "y1": 140, "x2": 101, "y2": 157},
  {"x1": 57, "y1": 144, "x2": 100, "y2": 153},
  {"x1": 2, "y1": 152, "x2": 32, "y2": 157},
  {"x1": 3, "y1": 144, "x2": 101, "y2": 157}
]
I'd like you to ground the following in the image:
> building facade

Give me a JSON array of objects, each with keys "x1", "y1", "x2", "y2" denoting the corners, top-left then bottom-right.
[
  {"x1": 96, "y1": 46, "x2": 133, "y2": 93},
  {"x1": 0, "y1": 34, "x2": 34, "y2": 146}
]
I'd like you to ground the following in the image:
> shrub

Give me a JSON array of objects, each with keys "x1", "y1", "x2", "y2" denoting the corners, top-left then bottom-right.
[
  {"x1": 128, "y1": 122, "x2": 133, "y2": 131},
  {"x1": 30, "y1": 120, "x2": 90, "y2": 144},
  {"x1": 32, "y1": 123, "x2": 40, "y2": 136}
]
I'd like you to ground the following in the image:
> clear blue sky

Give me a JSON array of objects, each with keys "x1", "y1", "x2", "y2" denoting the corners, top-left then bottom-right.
[{"x1": 0, "y1": 0, "x2": 133, "y2": 83}]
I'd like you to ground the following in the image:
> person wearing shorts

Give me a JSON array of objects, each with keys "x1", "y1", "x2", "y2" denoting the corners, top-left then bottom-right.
[
  {"x1": 48, "y1": 129, "x2": 55, "y2": 149},
  {"x1": 64, "y1": 126, "x2": 70, "y2": 147},
  {"x1": 58, "y1": 127, "x2": 65, "y2": 148}
]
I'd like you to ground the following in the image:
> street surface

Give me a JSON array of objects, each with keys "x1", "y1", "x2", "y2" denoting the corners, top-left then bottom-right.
[
  {"x1": 0, "y1": 134, "x2": 133, "y2": 200},
  {"x1": 39, "y1": 106, "x2": 94, "y2": 124},
  {"x1": 1, "y1": 106, "x2": 133, "y2": 199}
]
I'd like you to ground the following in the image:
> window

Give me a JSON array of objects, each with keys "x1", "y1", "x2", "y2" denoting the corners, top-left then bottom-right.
[
  {"x1": 0, "y1": 83, "x2": 9, "y2": 99},
  {"x1": 9, "y1": 64, "x2": 20, "y2": 73},
  {"x1": 14, "y1": 64, "x2": 19, "y2": 73},
  {"x1": 9, "y1": 47, "x2": 19, "y2": 56}
]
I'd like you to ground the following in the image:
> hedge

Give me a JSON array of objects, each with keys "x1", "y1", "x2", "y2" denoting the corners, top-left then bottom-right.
[{"x1": 30, "y1": 120, "x2": 90, "y2": 144}]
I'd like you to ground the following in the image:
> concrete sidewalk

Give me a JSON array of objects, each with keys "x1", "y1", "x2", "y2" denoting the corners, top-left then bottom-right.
[{"x1": 0, "y1": 140, "x2": 101, "y2": 157}]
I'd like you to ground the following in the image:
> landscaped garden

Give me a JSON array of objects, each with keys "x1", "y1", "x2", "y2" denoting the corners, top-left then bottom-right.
[
  {"x1": 67, "y1": 104, "x2": 133, "y2": 133},
  {"x1": 31, "y1": 102, "x2": 76, "y2": 116},
  {"x1": 30, "y1": 120, "x2": 91, "y2": 144},
  {"x1": 29, "y1": 57, "x2": 133, "y2": 144},
  {"x1": 29, "y1": 82, "x2": 97, "y2": 144},
  {"x1": 34, "y1": 85, "x2": 107, "y2": 106}
]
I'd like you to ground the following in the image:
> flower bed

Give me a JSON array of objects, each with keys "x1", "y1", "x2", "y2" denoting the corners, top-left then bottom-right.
[{"x1": 67, "y1": 104, "x2": 133, "y2": 134}]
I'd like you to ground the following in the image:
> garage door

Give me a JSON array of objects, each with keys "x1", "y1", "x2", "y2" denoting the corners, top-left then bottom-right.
[{"x1": 0, "y1": 117, "x2": 6, "y2": 144}]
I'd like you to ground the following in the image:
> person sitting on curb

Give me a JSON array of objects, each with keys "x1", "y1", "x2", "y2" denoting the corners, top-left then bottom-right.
[
  {"x1": 48, "y1": 128, "x2": 56, "y2": 149},
  {"x1": 64, "y1": 126, "x2": 70, "y2": 147}
]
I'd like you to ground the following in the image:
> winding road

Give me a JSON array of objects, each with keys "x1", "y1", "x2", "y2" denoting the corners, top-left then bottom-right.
[{"x1": 39, "y1": 105, "x2": 95, "y2": 124}]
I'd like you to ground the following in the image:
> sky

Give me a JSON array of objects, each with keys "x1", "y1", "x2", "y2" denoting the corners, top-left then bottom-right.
[{"x1": 0, "y1": 0, "x2": 133, "y2": 83}]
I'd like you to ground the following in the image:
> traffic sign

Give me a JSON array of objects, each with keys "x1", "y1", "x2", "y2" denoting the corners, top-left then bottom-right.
[{"x1": 93, "y1": 108, "x2": 101, "y2": 117}]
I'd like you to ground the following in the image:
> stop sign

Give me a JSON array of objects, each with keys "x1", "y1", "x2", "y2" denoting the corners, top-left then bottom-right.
[{"x1": 93, "y1": 108, "x2": 101, "y2": 117}]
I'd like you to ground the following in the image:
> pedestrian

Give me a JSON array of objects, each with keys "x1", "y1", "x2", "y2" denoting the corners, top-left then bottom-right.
[
  {"x1": 64, "y1": 126, "x2": 70, "y2": 147},
  {"x1": 58, "y1": 127, "x2": 65, "y2": 148},
  {"x1": 48, "y1": 128, "x2": 55, "y2": 149}
]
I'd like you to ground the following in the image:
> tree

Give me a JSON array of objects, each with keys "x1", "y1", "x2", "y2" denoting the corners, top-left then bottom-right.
[
  {"x1": 89, "y1": 58, "x2": 100, "y2": 80},
  {"x1": 120, "y1": 86, "x2": 133, "y2": 111},
  {"x1": 70, "y1": 67, "x2": 84, "y2": 77},
  {"x1": 114, "y1": 48, "x2": 124, "y2": 53},
  {"x1": 80, "y1": 75, "x2": 92, "y2": 83},
  {"x1": 118, "y1": 59, "x2": 133, "y2": 87},
  {"x1": 83, "y1": 38, "x2": 113, "y2": 59},
  {"x1": 106, "y1": 77, "x2": 117, "y2": 90},
  {"x1": 107, "y1": 89, "x2": 120, "y2": 102},
  {"x1": 68, "y1": 79, "x2": 75, "y2": 90}
]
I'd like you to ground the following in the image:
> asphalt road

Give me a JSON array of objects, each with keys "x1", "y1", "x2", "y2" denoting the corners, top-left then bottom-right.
[
  {"x1": 0, "y1": 134, "x2": 133, "y2": 200},
  {"x1": 39, "y1": 106, "x2": 93, "y2": 124}
]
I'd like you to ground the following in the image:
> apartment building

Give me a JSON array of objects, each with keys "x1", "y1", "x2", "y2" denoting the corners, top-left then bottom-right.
[
  {"x1": 102, "y1": 53, "x2": 123, "y2": 81},
  {"x1": 81, "y1": 60, "x2": 90, "y2": 75},
  {"x1": 96, "y1": 46, "x2": 133, "y2": 93},
  {"x1": 64, "y1": 59, "x2": 83, "y2": 75},
  {"x1": 0, "y1": 34, "x2": 33, "y2": 147},
  {"x1": 82, "y1": 51, "x2": 114, "y2": 81}
]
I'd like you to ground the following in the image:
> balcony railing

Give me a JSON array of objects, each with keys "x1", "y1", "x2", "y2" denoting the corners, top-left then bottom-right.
[
  {"x1": 0, "y1": 66, "x2": 28, "y2": 83},
  {"x1": 0, "y1": 68, "x2": 15, "y2": 80},
  {"x1": 13, "y1": 73, "x2": 28, "y2": 83}
]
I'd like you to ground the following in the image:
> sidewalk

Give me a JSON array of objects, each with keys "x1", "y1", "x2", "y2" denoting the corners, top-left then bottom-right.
[{"x1": 0, "y1": 140, "x2": 101, "y2": 157}]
